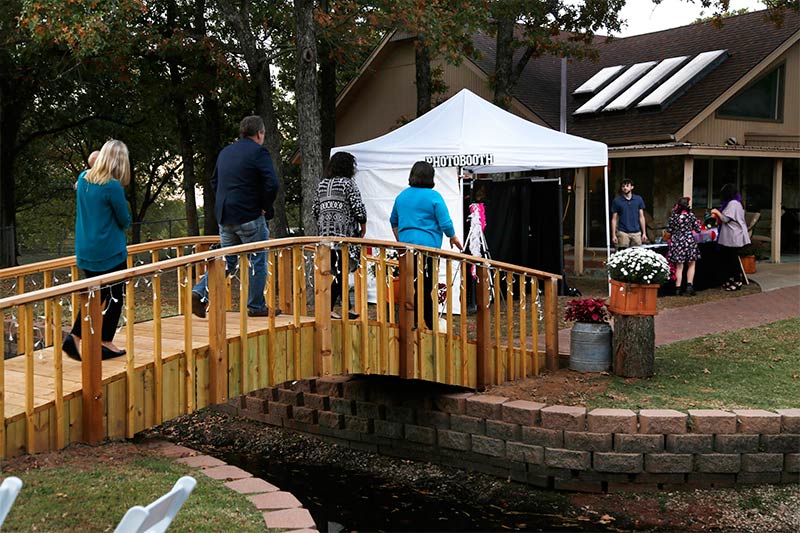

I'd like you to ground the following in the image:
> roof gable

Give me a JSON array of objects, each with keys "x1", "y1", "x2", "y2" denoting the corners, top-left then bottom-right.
[{"x1": 471, "y1": 9, "x2": 800, "y2": 145}]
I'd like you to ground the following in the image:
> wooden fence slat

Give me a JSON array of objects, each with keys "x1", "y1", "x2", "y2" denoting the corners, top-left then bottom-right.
[
  {"x1": 278, "y1": 248, "x2": 293, "y2": 314},
  {"x1": 397, "y1": 251, "x2": 415, "y2": 379},
  {"x1": 475, "y1": 264, "x2": 492, "y2": 390},
  {"x1": 544, "y1": 276, "x2": 558, "y2": 371},
  {"x1": 341, "y1": 245, "x2": 350, "y2": 374},
  {"x1": 80, "y1": 289, "x2": 104, "y2": 444},
  {"x1": 445, "y1": 259, "x2": 453, "y2": 384},
  {"x1": 358, "y1": 252, "x2": 369, "y2": 373},
  {"x1": 24, "y1": 304, "x2": 34, "y2": 453},
  {"x1": 506, "y1": 273, "x2": 514, "y2": 381},
  {"x1": 377, "y1": 248, "x2": 388, "y2": 375},
  {"x1": 430, "y1": 256, "x2": 439, "y2": 382},
  {"x1": 151, "y1": 252, "x2": 163, "y2": 426},
  {"x1": 183, "y1": 268, "x2": 195, "y2": 414},
  {"x1": 70, "y1": 266, "x2": 79, "y2": 328},
  {"x1": 53, "y1": 298, "x2": 64, "y2": 449},
  {"x1": 44, "y1": 272, "x2": 53, "y2": 346},
  {"x1": 314, "y1": 245, "x2": 332, "y2": 376},
  {"x1": 268, "y1": 249, "x2": 278, "y2": 380},
  {"x1": 293, "y1": 247, "x2": 303, "y2": 378},
  {"x1": 239, "y1": 252, "x2": 249, "y2": 394},
  {"x1": 207, "y1": 257, "x2": 228, "y2": 404},
  {"x1": 460, "y1": 262, "x2": 468, "y2": 386},
  {"x1": 125, "y1": 256, "x2": 136, "y2": 438},
  {"x1": 493, "y1": 268, "x2": 501, "y2": 383}
]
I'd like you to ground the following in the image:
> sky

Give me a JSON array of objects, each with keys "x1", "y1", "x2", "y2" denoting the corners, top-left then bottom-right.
[{"x1": 612, "y1": 0, "x2": 767, "y2": 37}]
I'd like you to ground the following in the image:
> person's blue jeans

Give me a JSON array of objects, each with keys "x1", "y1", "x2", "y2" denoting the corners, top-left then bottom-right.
[{"x1": 193, "y1": 217, "x2": 269, "y2": 312}]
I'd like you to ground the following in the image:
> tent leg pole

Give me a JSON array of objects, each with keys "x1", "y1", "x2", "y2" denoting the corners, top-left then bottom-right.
[{"x1": 604, "y1": 166, "x2": 611, "y2": 297}]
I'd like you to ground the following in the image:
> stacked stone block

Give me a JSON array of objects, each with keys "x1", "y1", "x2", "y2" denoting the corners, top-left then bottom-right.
[{"x1": 225, "y1": 376, "x2": 800, "y2": 493}]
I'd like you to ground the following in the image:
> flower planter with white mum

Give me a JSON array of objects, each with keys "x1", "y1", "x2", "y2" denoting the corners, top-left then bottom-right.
[{"x1": 606, "y1": 248, "x2": 670, "y2": 316}]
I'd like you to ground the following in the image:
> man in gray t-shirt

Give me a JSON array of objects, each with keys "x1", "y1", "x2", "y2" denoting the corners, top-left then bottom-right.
[{"x1": 611, "y1": 179, "x2": 648, "y2": 248}]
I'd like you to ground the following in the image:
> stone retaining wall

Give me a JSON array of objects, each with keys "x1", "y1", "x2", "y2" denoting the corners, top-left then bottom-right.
[{"x1": 220, "y1": 375, "x2": 800, "y2": 493}]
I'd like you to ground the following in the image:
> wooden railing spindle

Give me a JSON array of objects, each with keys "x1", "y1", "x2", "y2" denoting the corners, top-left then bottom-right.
[
  {"x1": 544, "y1": 276, "x2": 558, "y2": 371},
  {"x1": 475, "y1": 264, "x2": 492, "y2": 390},
  {"x1": 23, "y1": 304, "x2": 34, "y2": 453},
  {"x1": 314, "y1": 244, "x2": 332, "y2": 376},
  {"x1": 52, "y1": 298, "x2": 64, "y2": 449}
]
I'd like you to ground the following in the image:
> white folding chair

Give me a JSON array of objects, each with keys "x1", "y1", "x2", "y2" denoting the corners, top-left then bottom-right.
[
  {"x1": 0, "y1": 476, "x2": 23, "y2": 528},
  {"x1": 114, "y1": 476, "x2": 197, "y2": 533}
]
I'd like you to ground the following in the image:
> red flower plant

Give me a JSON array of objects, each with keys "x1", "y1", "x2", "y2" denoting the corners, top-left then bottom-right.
[{"x1": 564, "y1": 298, "x2": 609, "y2": 324}]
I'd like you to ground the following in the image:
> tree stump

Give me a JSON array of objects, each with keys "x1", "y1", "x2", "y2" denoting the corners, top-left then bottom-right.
[{"x1": 613, "y1": 315, "x2": 655, "y2": 378}]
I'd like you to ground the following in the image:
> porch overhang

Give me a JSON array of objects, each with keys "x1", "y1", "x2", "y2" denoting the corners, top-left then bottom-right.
[{"x1": 608, "y1": 142, "x2": 800, "y2": 159}]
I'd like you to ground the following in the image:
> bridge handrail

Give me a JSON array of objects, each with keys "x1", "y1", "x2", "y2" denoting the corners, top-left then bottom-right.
[
  {"x1": 0, "y1": 236, "x2": 559, "y2": 309},
  {"x1": 0, "y1": 235, "x2": 560, "y2": 459},
  {"x1": 0, "y1": 236, "x2": 220, "y2": 281}
]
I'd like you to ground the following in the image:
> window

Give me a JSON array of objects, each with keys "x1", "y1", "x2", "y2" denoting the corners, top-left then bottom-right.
[{"x1": 718, "y1": 64, "x2": 784, "y2": 120}]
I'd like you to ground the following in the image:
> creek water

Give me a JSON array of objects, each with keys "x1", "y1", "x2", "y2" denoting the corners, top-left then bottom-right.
[{"x1": 223, "y1": 453, "x2": 611, "y2": 532}]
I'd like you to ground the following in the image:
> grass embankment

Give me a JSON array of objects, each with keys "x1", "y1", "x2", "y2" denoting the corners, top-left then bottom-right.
[
  {"x1": 595, "y1": 317, "x2": 800, "y2": 410},
  {"x1": 1, "y1": 445, "x2": 267, "y2": 532}
]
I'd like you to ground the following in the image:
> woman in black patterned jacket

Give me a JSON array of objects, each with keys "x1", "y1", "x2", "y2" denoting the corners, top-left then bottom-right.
[{"x1": 313, "y1": 151, "x2": 367, "y2": 319}]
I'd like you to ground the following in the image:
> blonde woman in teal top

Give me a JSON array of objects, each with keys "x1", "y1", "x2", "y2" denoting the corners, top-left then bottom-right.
[
  {"x1": 63, "y1": 139, "x2": 131, "y2": 361},
  {"x1": 390, "y1": 161, "x2": 462, "y2": 328}
]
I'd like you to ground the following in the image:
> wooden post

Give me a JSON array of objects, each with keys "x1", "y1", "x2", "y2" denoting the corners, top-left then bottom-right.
[
  {"x1": 23, "y1": 304, "x2": 34, "y2": 453},
  {"x1": 183, "y1": 267, "x2": 195, "y2": 415},
  {"x1": 314, "y1": 244, "x2": 332, "y2": 376},
  {"x1": 238, "y1": 253, "x2": 249, "y2": 394},
  {"x1": 544, "y1": 276, "x2": 559, "y2": 371},
  {"x1": 682, "y1": 156, "x2": 694, "y2": 200},
  {"x1": 475, "y1": 264, "x2": 492, "y2": 390},
  {"x1": 278, "y1": 248, "x2": 293, "y2": 313},
  {"x1": 397, "y1": 250, "x2": 415, "y2": 379},
  {"x1": 125, "y1": 256, "x2": 136, "y2": 436},
  {"x1": 151, "y1": 253, "x2": 163, "y2": 425},
  {"x1": 574, "y1": 168, "x2": 586, "y2": 275},
  {"x1": 613, "y1": 315, "x2": 655, "y2": 377},
  {"x1": 53, "y1": 298, "x2": 64, "y2": 449},
  {"x1": 80, "y1": 288, "x2": 104, "y2": 444},
  {"x1": 207, "y1": 257, "x2": 228, "y2": 404},
  {"x1": 771, "y1": 159, "x2": 783, "y2": 263},
  {"x1": 43, "y1": 272, "x2": 53, "y2": 346}
]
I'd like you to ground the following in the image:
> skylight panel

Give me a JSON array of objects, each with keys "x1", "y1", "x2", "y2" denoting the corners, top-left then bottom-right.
[
  {"x1": 637, "y1": 50, "x2": 728, "y2": 109},
  {"x1": 573, "y1": 62, "x2": 656, "y2": 115},
  {"x1": 572, "y1": 65, "x2": 624, "y2": 95},
  {"x1": 603, "y1": 56, "x2": 689, "y2": 112}
]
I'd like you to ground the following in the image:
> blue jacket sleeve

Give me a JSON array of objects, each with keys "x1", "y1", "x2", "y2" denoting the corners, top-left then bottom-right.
[
  {"x1": 257, "y1": 148, "x2": 279, "y2": 218},
  {"x1": 389, "y1": 201, "x2": 398, "y2": 229},
  {"x1": 433, "y1": 193, "x2": 455, "y2": 238},
  {"x1": 108, "y1": 181, "x2": 131, "y2": 229}
]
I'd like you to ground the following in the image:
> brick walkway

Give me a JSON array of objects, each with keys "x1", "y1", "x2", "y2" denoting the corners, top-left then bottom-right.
[
  {"x1": 558, "y1": 285, "x2": 800, "y2": 354},
  {"x1": 139, "y1": 438, "x2": 318, "y2": 532}
]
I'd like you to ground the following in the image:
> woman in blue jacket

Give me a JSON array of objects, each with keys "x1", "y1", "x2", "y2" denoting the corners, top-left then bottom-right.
[
  {"x1": 62, "y1": 139, "x2": 132, "y2": 360},
  {"x1": 390, "y1": 161, "x2": 462, "y2": 328}
]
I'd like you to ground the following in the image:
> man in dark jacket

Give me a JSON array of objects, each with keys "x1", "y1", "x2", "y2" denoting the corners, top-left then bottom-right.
[{"x1": 191, "y1": 115, "x2": 279, "y2": 317}]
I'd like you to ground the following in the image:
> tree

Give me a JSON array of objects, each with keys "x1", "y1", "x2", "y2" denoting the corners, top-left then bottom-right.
[
  {"x1": 1, "y1": 0, "x2": 145, "y2": 266},
  {"x1": 294, "y1": 0, "x2": 323, "y2": 235},
  {"x1": 216, "y1": 0, "x2": 292, "y2": 238},
  {"x1": 489, "y1": 0, "x2": 625, "y2": 110}
]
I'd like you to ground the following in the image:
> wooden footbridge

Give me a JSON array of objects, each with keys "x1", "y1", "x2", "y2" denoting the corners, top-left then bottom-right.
[{"x1": 0, "y1": 237, "x2": 561, "y2": 459}]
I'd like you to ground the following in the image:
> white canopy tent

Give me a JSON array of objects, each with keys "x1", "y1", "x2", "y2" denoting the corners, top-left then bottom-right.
[{"x1": 332, "y1": 89, "x2": 610, "y2": 312}]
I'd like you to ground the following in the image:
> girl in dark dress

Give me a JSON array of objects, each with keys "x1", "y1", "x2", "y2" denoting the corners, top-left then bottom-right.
[{"x1": 666, "y1": 197, "x2": 702, "y2": 296}]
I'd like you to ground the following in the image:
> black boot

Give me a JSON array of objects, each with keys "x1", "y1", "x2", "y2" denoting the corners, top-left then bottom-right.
[
  {"x1": 675, "y1": 284, "x2": 683, "y2": 296},
  {"x1": 685, "y1": 283, "x2": 695, "y2": 296}
]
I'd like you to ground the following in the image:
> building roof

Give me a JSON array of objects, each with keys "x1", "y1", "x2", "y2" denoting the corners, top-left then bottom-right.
[{"x1": 470, "y1": 9, "x2": 800, "y2": 146}]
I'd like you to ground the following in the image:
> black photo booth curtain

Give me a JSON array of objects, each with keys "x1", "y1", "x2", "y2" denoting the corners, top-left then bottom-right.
[{"x1": 470, "y1": 178, "x2": 564, "y2": 293}]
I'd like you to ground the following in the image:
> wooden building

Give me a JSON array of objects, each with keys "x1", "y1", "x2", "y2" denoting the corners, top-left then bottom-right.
[{"x1": 334, "y1": 10, "x2": 800, "y2": 272}]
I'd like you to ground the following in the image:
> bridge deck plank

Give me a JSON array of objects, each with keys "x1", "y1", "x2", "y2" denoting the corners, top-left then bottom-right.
[{"x1": 2, "y1": 312, "x2": 313, "y2": 423}]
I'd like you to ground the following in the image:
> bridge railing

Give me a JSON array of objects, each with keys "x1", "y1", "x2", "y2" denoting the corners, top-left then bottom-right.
[{"x1": 0, "y1": 236, "x2": 560, "y2": 458}]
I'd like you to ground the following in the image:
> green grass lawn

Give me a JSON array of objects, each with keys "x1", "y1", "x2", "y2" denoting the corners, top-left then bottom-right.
[
  {"x1": 591, "y1": 317, "x2": 800, "y2": 410},
  {"x1": 2, "y1": 448, "x2": 268, "y2": 532}
]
